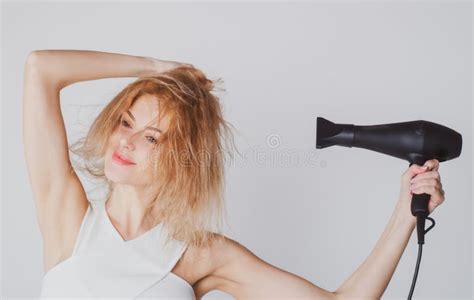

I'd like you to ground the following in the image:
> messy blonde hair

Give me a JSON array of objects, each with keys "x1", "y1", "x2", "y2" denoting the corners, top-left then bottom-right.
[{"x1": 70, "y1": 66, "x2": 238, "y2": 248}]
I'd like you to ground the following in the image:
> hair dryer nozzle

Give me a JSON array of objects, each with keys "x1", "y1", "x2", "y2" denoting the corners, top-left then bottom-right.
[
  {"x1": 316, "y1": 117, "x2": 463, "y2": 164},
  {"x1": 316, "y1": 117, "x2": 354, "y2": 149}
]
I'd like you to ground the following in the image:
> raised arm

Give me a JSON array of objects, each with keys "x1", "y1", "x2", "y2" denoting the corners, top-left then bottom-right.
[
  {"x1": 196, "y1": 161, "x2": 444, "y2": 300},
  {"x1": 23, "y1": 50, "x2": 158, "y2": 198},
  {"x1": 27, "y1": 49, "x2": 193, "y2": 89},
  {"x1": 332, "y1": 200, "x2": 417, "y2": 300},
  {"x1": 26, "y1": 50, "x2": 158, "y2": 90},
  {"x1": 333, "y1": 160, "x2": 444, "y2": 299},
  {"x1": 22, "y1": 50, "x2": 171, "y2": 272}
]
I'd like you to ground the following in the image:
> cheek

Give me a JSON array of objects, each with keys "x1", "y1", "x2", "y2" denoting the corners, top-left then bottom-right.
[
  {"x1": 135, "y1": 148, "x2": 155, "y2": 169},
  {"x1": 108, "y1": 130, "x2": 121, "y2": 147}
]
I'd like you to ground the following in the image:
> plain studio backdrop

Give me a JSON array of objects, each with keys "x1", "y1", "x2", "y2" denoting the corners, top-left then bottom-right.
[{"x1": 1, "y1": 1, "x2": 472, "y2": 299}]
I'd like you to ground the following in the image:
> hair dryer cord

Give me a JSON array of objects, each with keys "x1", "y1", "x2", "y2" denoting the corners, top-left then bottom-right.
[
  {"x1": 424, "y1": 216, "x2": 435, "y2": 235},
  {"x1": 407, "y1": 216, "x2": 435, "y2": 300}
]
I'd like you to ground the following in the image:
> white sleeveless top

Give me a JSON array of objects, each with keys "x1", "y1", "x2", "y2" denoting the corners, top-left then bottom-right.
[{"x1": 39, "y1": 197, "x2": 196, "y2": 299}]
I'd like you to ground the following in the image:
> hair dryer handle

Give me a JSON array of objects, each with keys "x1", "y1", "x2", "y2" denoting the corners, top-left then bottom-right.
[
  {"x1": 408, "y1": 161, "x2": 431, "y2": 218},
  {"x1": 411, "y1": 193, "x2": 430, "y2": 217},
  {"x1": 411, "y1": 192, "x2": 431, "y2": 244}
]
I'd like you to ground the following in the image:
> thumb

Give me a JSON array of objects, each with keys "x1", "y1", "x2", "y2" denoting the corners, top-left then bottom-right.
[{"x1": 402, "y1": 164, "x2": 429, "y2": 182}]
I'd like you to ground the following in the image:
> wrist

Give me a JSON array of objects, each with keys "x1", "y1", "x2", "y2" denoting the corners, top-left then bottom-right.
[
  {"x1": 394, "y1": 201, "x2": 417, "y2": 229},
  {"x1": 137, "y1": 56, "x2": 159, "y2": 77}
]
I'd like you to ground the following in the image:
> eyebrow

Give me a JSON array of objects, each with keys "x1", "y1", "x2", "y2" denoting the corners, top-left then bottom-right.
[{"x1": 125, "y1": 110, "x2": 162, "y2": 133}]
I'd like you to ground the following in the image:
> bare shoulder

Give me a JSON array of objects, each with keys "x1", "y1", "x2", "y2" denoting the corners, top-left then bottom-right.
[
  {"x1": 193, "y1": 233, "x2": 337, "y2": 299},
  {"x1": 188, "y1": 232, "x2": 236, "y2": 298}
]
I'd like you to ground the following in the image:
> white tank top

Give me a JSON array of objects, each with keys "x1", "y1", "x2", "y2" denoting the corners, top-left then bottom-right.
[{"x1": 39, "y1": 197, "x2": 196, "y2": 299}]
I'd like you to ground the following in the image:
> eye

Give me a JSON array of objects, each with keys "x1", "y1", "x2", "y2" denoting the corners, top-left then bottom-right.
[
  {"x1": 146, "y1": 136, "x2": 157, "y2": 144},
  {"x1": 121, "y1": 117, "x2": 157, "y2": 144},
  {"x1": 121, "y1": 119, "x2": 131, "y2": 128}
]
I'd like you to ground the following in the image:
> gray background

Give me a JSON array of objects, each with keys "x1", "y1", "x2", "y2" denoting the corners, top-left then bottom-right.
[{"x1": 2, "y1": 1, "x2": 472, "y2": 299}]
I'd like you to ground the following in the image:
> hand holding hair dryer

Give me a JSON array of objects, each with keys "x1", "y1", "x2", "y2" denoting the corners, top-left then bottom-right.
[{"x1": 315, "y1": 117, "x2": 462, "y2": 299}]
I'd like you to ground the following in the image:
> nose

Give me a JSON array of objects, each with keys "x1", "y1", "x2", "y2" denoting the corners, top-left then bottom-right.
[{"x1": 119, "y1": 135, "x2": 136, "y2": 151}]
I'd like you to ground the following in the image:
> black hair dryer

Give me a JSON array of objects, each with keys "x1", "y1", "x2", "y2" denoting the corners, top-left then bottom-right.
[{"x1": 315, "y1": 117, "x2": 462, "y2": 299}]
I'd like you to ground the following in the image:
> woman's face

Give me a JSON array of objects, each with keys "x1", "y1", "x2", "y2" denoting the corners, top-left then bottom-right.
[{"x1": 104, "y1": 94, "x2": 170, "y2": 186}]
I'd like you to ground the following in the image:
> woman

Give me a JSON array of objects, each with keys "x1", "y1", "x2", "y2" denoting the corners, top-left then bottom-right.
[{"x1": 23, "y1": 49, "x2": 446, "y2": 299}]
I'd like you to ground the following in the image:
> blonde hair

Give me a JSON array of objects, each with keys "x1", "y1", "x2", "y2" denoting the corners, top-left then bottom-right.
[{"x1": 70, "y1": 66, "x2": 238, "y2": 248}]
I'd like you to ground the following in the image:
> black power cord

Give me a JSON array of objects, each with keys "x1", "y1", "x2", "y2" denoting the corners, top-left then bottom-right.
[{"x1": 407, "y1": 216, "x2": 436, "y2": 300}]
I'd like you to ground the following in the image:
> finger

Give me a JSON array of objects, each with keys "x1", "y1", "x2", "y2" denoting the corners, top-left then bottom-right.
[
  {"x1": 410, "y1": 178, "x2": 442, "y2": 190},
  {"x1": 411, "y1": 184, "x2": 443, "y2": 198},
  {"x1": 402, "y1": 164, "x2": 430, "y2": 182},
  {"x1": 410, "y1": 170, "x2": 441, "y2": 183},
  {"x1": 412, "y1": 185, "x2": 445, "y2": 206},
  {"x1": 422, "y1": 159, "x2": 439, "y2": 171}
]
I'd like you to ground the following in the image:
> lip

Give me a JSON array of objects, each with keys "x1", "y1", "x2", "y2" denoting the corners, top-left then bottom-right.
[{"x1": 112, "y1": 150, "x2": 136, "y2": 165}]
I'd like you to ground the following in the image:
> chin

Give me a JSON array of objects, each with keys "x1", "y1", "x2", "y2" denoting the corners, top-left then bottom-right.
[{"x1": 104, "y1": 155, "x2": 135, "y2": 184}]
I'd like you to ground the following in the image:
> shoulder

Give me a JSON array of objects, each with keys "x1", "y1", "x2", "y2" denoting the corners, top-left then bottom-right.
[
  {"x1": 188, "y1": 233, "x2": 258, "y2": 297},
  {"x1": 198, "y1": 232, "x2": 248, "y2": 274},
  {"x1": 186, "y1": 232, "x2": 236, "y2": 278}
]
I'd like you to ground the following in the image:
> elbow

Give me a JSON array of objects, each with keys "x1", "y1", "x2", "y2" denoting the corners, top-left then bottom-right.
[
  {"x1": 24, "y1": 51, "x2": 44, "y2": 75},
  {"x1": 24, "y1": 50, "x2": 65, "y2": 90},
  {"x1": 26, "y1": 50, "x2": 43, "y2": 66},
  {"x1": 25, "y1": 50, "x2": 53, "y2": 70}
]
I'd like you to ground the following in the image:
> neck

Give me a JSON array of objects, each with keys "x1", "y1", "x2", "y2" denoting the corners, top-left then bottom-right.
[{"x1": 105, "y1": 183, "x2": 159, "y2": 234}]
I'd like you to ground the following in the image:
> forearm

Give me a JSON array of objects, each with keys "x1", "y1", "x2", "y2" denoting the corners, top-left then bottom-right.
[
  {"x1": 334, "y1": 201, "x2": 417, "y2": 300},
  {"x1": 27, "y1": 49, "x2": 155, "y2": 90}
]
